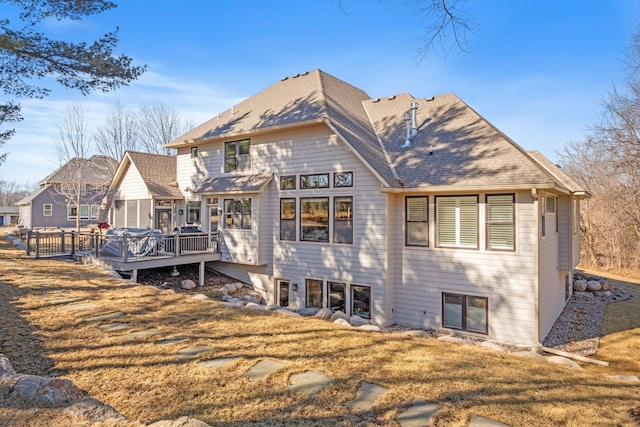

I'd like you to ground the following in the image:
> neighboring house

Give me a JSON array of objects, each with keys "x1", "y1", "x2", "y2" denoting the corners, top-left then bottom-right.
[
  {"x1": 16, "y1": 155, "x2": 117, "y2": 230},
  {"x1": 112, "y1": 69, "x2": 588, "y2": 347},
  {"x1": 0, "y1": 205, "x2": 19, "y2": 226},
  {"x1": 106, "y1": 151, "x2": 184, "y2": 233}
]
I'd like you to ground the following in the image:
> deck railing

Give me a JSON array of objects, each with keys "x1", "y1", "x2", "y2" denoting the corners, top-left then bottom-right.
[{"x1": 25, "y1": 230, "x2": 218, "y2": 261}]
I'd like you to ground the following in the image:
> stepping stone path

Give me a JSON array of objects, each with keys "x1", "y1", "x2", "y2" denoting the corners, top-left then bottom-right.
[
  {"x1": 155, "y1": 337, "x2": 189, "y2": 346},
  {"x1": 345, "y1": 381, "x2": 389, "y2": 412},
  {"x1": 116, "y1": 329, "x2": 161, "y2": 341},
  {"x1": 197, "y1": 356, "x2": 239, "y2": 370},
  {"x1": 47, "y1": 297, "x2": 84, "y2": 305},
  {"x1": 98, "y1": 323, "x2": 132, "y2": 332},
  {"x1": 176, "y1": 346, "x2": 214, "y2": 361},
  {"x1": 57, "y1": 302, "x2": 96, "y2": 312},
  {"x1": 81, "y1": 312, "x2": 125, "y2": 323},
  {"x1": 469, "y1": 415, "x2": 512, "y2": 426},
  {"x1": 396, "y1": 399, "x2": 441, "y2": 427},
  {"x1": 245, "y1": 359, "x2": 287, "y2": 381},
  {"x1": 288, "y1": 370, "x2": 332, "y2": 395}
]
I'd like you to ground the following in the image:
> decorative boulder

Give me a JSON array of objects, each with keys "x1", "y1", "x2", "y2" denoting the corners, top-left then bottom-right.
[
  {"x1": 358, "y1": 325, "x2": 381, "y2": 332},
  {"x1": 63, "y1": 397, "x2": 128, "y2": 424},
  {"x1": 12, "y1": 375, "x2": 86, "y2": 404},
  {"x1": 245, "y1": 302, "x2": 266, "y2": 311},
  {"x1": 333, "y1": 318, "x2": 351, "y2": 327},
  {"x1": 218, "y1": 287, "x2": 229, "y2": 295},
  {"x1": 181, "y1": 280, "x2": 197, "y2": 290},
  {"x1": 297, "y1": 307, "x2": 320, "y2": 317},
  {"x1": 587, "y1": 280, "x2": 602, "y2": 291},
  {"x1": 330, "y1": 310, "x2": 349, "y2": 322},
  {"x1": 265, "y1": 304, "x2": 282, "y2": 312},
  {"x1": 600, "y1": 280, "x2": 610, "y2": 291},
  {"x1": 546, "y1": 355, "x2": 583, "y2": 370},
  {"x1": 223, "y1": 283, "x2": 237, "y2": 293},
  {"x1": 0, "y1": 354, "x2": 16, "y2": 378},
  {"x1": 349, "y1": 316, "x2": 369, "y2": 327},
  {"x1": 242, "y1": 294, "x2": 261, "y2": 304},
  {"x1": 315, "y1": 308, "x2": 333, "y2": 320},
  {"x1": 573, "y1": 279, "x2": 588, "y2": 292}
]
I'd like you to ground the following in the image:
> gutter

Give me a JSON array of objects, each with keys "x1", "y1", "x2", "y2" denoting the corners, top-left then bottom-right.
[{"x1": 379, "y1": 182, "x2": 570, "y2": 194}]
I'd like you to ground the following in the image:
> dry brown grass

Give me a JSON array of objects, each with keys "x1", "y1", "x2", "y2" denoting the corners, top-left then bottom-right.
[{"x1": 0, "y1": 236, "x2": 639, "y2": 426}]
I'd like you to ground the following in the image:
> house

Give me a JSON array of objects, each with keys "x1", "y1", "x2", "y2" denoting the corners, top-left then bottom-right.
[
  {"x1": 106, "y1": 151, "x2": 184, "y2": 233},
  {"x1": 16, "y1": 155, "x2": 117, "y2": 230},
  {"x1": 111, "y1": 69, "x2": 588, "y2": 347},
  {"x1": 0, "y1": 205, "x2": 19, "y2": 226}
]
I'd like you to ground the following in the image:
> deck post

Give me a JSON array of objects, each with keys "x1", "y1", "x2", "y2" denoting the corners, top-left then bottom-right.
[
  {"x1": 34, "y1": 231, "x2": 40, "y2": 259},
  {"x1": 199, "y1": 261, "x2": 205, "y2": 287},
  {"x1": 131, "y1": 269, "x2": 137, "y2": 283},
  {"x1": 26, "y1": 231, "x2": 32, "y2": 256},
  {"x1": 60, "y1": 231, "x2": 65, "y2": 254},
  {"x1": 174, "y1": 234, "x2": 180, "y2": 257},
  {"x1": 122, "y1": 234, "x2": 128, "y2": 263},
  {"x1": 70, "y1": 231, "x2": 75, "y2": 255}
]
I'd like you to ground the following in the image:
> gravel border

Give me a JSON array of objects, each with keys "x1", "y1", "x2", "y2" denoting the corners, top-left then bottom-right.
[{"x1": 542, "y1": 287, "x2": 630, "y2": 356}]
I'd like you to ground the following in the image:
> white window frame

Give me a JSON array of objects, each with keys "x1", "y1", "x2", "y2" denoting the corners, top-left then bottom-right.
[
  {"x1": 224, "y1": 139, "x2": 251, "y2": 173},
  {"x1": 90, "y1": 205, "x2": 100, "y2": 220},
  {"x1": 406, "y1": 196, "x2": 428, "y2": 247},
  {"x1": 67, "y1": 204, "x2": 77, "y2": 220},
  {"x1": 486, "y1": 194, "x2": 515, "y2": 251},
  {"x1": 43, "y1": 204, "x2": 52, "y2": 217}
]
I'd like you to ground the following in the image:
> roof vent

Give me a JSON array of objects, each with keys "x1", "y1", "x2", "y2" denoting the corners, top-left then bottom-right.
[
  {"x1": 302, "y1": 71, "x2": 309, "y2": 76},
  {"x1": 281, "y1": 76, "x2": 289, "y2": 81},
  {"x1": 410, "y1": 102, "x2": 418, "y2": 136},
  {"x1": 293, "y1": 73, "x2": 301, "y2": 78},
  {"x1": 388, "y1": 95, "x2": 396, "y2": 100},
  {"x1": 372, "y1": 98, "x2": 380, "y2": 103},
  {"x1": 401, "y1": 112, "x2": 412, "y2": 148}
]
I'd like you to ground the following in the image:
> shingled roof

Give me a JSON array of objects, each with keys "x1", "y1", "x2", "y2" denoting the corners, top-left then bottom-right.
[
  {"x1": 168, "y1": 69, "x2": 584, "y2": 194},
  {"x1": 111, "y1": 151, "x2": 182, "y2": 199},
  {"x1": 38, "y1": 155, "x2": 117, "y2": 187}
]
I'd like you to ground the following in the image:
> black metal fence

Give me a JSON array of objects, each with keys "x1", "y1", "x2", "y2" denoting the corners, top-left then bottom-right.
[{"x1": 25, "y1": 231, "x2": 104, "y2": 258}]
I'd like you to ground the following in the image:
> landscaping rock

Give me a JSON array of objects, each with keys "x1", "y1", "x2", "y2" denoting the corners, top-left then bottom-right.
[
  {"x1": 587, "y1": 280, "x2": 602, "y2": 291},
  {"x1": 399, "y1": 330, "x2": 429, "y2": 337},
  {"x1": 334, "y1": 318, "x2": 351, "y2": 327},
  {"x1": 297, "y1": 307, "x2": 319, "y2": 316},
  {"x1": 480, "y1": 341, "x2": 507, "y2": 352},
  {"x1": 437, "y1": 335, "x2": 475, "y2": 345},
  {"x1": 546, "y1": 355, "x2": 583, "y2": 370},
  {"x1": 513, "y1": 351, "x2": 545, "y2": 360},
  {"x1": 181, "y1": 279, "x2": 197, "y2": 290},
  {"x1": 600, "y1": 280, "x2": 610, "y2": 291},
  {"x1": 265, "y1": 304, "x2": 282, "y2": 311},
  {"x1": 607, "y1": 375, "x2": 639, "y2": 382},
  {"x1": 358, "y1": 325, "x2": 381, "y2": 332},
  {"x1": 274, "y1": 309, "x2": 301, "y2": 317},
  {"x1": 223, "y1": 283, "x2": 237, "y2": 293},
  {"x1": 573, "y1": 279, "x2": 587, "y2": 292},
  {"x1": 315, "y1": 308, "x2": 333, "y2": 320},
  {"x1": 0, "y1": 354, "x2": 16, "y2": 377},
  {"x1": 574, "y1": 291, "x2": 593, "y2": 299},
  {"x1": 148, "y1": 416, "x2": 212, "y2": 427},
  {"x1": 63, "y1": 397, "x2": 127, "y2": 424},
  {"x1": 242, "y1": 294, "x2": 261, "y2": 304},
  {"x1": 245, "y1": 302, "x2": 266, "y2": 311},
  {"x1": 218, "y1": 287, "x2": 229, "y2": 295},
  {"x1": 12, "y1": 374, "x2": 86, "y2": 404},
  {"x1": 330, "y1": 310, "x2": 349, "y2": 322},
  {"x1": 349, "y1": 316, "x2": 369, "y2": 327},
  {"x1": 189, "y1": 293, "x2": 210, "y2": 300}
]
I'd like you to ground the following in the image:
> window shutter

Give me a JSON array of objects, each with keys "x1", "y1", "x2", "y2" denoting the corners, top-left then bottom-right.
[{"x1": 487, "y1": 194, "x2": 515, "y2": 250}]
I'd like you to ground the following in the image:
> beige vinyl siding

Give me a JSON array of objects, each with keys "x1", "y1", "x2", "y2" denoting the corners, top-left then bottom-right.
[
  {"x1": 557, "y1": 196, "x2": 572, "y2": 270},
  {"x1": 117, "y1": 164, "x2": 151, "y2": 200},
  {"x1": 386, "y1": 193, "x2": 402, "y2": 324},
  {"x1": 218, "y1": 193, "x2": 260, "y2": 265},
  {"x1": 395, "y1": 191, "x2": 538, "y2": 346},
  {"x1": 260, "y1": 126, "x2": 388, "y2": 324},
  {"x1": 572, "y1": 199, "x2": 581, "y2": 268}
]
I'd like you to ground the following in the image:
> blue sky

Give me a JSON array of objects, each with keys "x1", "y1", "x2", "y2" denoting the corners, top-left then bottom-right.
[{"x1": 1, "y1": 0, "x2": 639, "y2": 186}]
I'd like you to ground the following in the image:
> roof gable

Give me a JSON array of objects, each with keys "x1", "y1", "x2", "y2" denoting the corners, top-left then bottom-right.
[
  {"x1": 110, "y1": 151, "x2": 182, "y2": 199},
  {"x1": 39, "y1": 155, "x2": 117, "y2": 186}
]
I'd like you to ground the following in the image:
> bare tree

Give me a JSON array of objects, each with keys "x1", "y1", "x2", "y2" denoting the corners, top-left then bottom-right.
[
  {"x1": 137, "y1": 103, "x2": 189, "y2": 155},
  {"x1": 0, "y1": 180, "x2": 31, "y2": 206},
  {"x1": 54, "y1": 102, "x2": 114, "y2": 230},
  {"x1": 95, "y1": 101, "x2": 140, "y2": 165}
]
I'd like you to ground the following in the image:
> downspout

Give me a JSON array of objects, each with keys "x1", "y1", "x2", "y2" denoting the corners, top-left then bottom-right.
[{"x1": 532, "y1": 188, "x2": 541, "y2": 346}]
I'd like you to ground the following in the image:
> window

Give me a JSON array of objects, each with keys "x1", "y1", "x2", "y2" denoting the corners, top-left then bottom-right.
[
  {"x1": 306, "y1": 279, "x2": 323, "y2": 308},
  {"x1": 351, "y1": 285, "x2": 371, "y2": 319},
  {"x1": 190, "y1": 146, "x2": 198, "y2": 158},
  {"x1": 540, "y1": 197, "x2": 546, "y2": 238},
  {"x1": 280, "y1": 198, "x2": 296, "y2": 241},
  {"x1": 280, "y1": 175, "x2": 296, "y2": 190},
  {"x1": 545, "y1": 196, "x2": 556, "y2": 213},
  {"x1": 436, "y1": 196, "x2": 478, "y2": 249},
  {"x1": 43, "y1": 204, "x2": 52, "y2": 216},
  {"x1": 486, "y1": 194, "x2": 515, "y2": 251},
  {"x1": 334, "y1": 196, "x2": 353, "y2": 244},
  {"x1": 62, "y1": 183, "x2": 86, "y2": 196},
  {"x1": 187, "y1": 201, "x2": 201, "y2": 224},
  {"x1": 223, "y1": 198, "x2": 252, "y2": 229},
  {"x1": 224, "y1": 139, "x2": 251, "y2": 173},
  {"x1": 300, "y1": 173, "x2": 329, "y2": 189},
  {"x1": 79, "y1": 205, "x2": 90, "y2": 220},
  {"x1": 406, "y1": 196, "x2": 428, "y2": 246},
  {"x1": 91, "y1": 205, "x2": 100, "y2": 220},
  {"x1": 334, "y1": 171, "x2": 353, "y2": 187},
  {"x1": 67, "y1": 205, "x2": 77, "y2": 219},
  {"x1": 277, "y1": 280, "x2": 290, "y2": 307},
  {"x1": 300, "y1": 197, "x2": 329, "y2": 242},
  {"x1": 442, "y1": 293, "x2": 488, "y2": 334},
  {"x1": 328, "y1": 281, "x2": 346, "y2": 313}
]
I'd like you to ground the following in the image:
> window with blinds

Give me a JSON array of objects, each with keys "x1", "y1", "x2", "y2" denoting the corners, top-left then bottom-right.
[
  {"x1": 486, "y1": 194, "x2": 515, "y2": 251},
  {"x1": 406, "y1": 196, "x2": 428, "y2": 246},
  {"x1": 436, "y1": 196, "x2": 478, "y2": 249}
]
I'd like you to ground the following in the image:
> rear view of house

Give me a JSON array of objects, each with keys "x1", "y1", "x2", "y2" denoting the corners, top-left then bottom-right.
[{"x1": 110, "y1": 69, "x2": 588, "y2": 347}]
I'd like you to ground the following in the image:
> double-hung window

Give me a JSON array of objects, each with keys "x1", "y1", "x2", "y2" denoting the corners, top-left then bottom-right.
[
  {"x1": 91, "y1": 205, "x2": 100, "y2": 220},
  {"x1": 223, "y1": 198, "x2": 252, "y2": 229},
  {"x1": 406, "y1": 196, "x2": 428, "y2": 246},
  {"x1": 224, "y1": 139, "x2": 251, "y2": 173},
  {"x1": 280, "y1": 198, "x2": 296, "y2": 241},
  {"x1": 486, "y1": 194, "x2": 515, "y2": 251},
  {"x1": 67, "y1": 205, "x2": 77, "y2": 220},
  {"x1": 43, "y1": 204, "x2": 52, "y2": 216},
  {"x1": 436, "y1": 196, "x2": 478, "y2": 248},
  {"x1": 334, "y1": 196, "x2": 353, "y2": 244}
]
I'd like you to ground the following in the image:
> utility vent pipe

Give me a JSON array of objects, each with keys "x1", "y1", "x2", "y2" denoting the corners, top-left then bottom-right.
[
  {"x1": 401, "y1": 112, "x2": 412, "y2": 148},
  {"x1": 410, "y1": 102, "x2": 418, "y2": 136}
]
